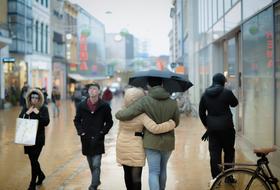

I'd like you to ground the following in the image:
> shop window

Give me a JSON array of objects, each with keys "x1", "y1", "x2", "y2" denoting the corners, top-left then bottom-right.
[
  {"x1": 45, "y1": 25, "x2": 48, "y2": 53},
  {"x1": 225, "y1": 0, "x2": 231, "y2": 13},
  {"x1": 41, "y1": 23, "x2": 44, "y2": 53},
  {"x1": 217, "y1": 0, "x2": 223, "y2": 19},
  {"x1": 35, "y1": 21, "x2": 39, "y2": 51},
  {"x1": 242, "y1": 0, "x2": 272, "y2": 20},
  {"x1": 242, "y1": 7, "x2": 274, "y2": 146},
  {"x1": 275, "y1": 3, "x2": 280, "y2": 146},
  {"x1": 213, "y1": 0, "x2": 218, "y2": 24}
]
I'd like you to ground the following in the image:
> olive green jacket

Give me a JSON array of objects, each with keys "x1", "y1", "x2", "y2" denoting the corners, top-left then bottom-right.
[{"x1": 115, "y1": 86, "x2": 180, "y2": 151}]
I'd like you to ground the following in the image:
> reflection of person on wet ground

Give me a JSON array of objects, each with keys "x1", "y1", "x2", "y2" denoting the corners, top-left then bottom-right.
[
  {"x1": 199, "y1": 73, "x2": 238, "y2": 185},
  {"x1": 116, "y1": 87, "x2": 176, "y2": 190},
  {"x1": 74, "y1": 82, "x2": 113, "y2": 190},
  {"x1": 116, "y1": 77, "x2": 180, "y2": 190},
  {"x1": 18, "y1": 88, "x2": 50, "y2": 190}
]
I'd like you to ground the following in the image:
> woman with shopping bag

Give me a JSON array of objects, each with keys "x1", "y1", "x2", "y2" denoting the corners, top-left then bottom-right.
[{"x1": 18, "y1": 88, "x2": 50, "y2": 190}]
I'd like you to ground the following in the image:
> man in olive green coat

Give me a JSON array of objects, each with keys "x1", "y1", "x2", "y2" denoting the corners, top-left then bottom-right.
[{"x1": 115, "y1": 77, "x2": 180, "y2": 190}]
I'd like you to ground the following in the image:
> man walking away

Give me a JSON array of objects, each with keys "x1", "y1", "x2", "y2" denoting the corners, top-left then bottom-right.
[
  {"x1": 199, "y1": 73, "x2": 238, "y2": 186},
  {"x1": 74, "y1": 82, "x2": 113, "y2": 190}
]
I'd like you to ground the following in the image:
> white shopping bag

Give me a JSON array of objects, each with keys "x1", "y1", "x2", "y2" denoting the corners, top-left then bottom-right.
[{"x1": 14, "y1": 117, "x2": 38, "y2": 146}]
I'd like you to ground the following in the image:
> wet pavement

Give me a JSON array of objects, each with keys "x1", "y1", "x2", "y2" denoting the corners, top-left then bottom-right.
[{"x1": 0, "y1": 96, "x2": 253, "y2": 190}]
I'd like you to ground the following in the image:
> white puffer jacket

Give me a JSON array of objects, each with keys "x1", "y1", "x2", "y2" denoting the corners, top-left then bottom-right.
[{"x1": 116, "y1": 87, "x2": 175, "y2": 167}]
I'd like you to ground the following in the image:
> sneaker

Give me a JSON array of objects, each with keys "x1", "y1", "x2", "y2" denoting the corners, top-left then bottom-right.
[
  {"x1": 208, "y1": 178, "x2": 217, "y2": 188},
  {"x1": 225, "y1": 176, "x2": 237, "y2": 184}
]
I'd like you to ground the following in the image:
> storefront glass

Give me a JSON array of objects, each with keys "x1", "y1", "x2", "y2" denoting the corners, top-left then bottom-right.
[
  {"x1": 4, "y1": 61, "x2": 27, "y2": 106},
  {"x1": 242, "y1": 0, "x2": 272, "y2": 20},
  {"x1": 198, "y1": 47, "x2": 210, "y2": 96},
  {"x1": 53, "y1": 62, "x2": 66, "y2": 99},
  {"x1": 224, "y1": 37, "x2": 239, "y2": 129},
  {"x1": 32, "y1": 70, "x2": 49, "y2": 90},
  {"x1": 275, "y1": 4, "x2": 280, "y2": 146},
  {"x1": 213, "y1": 18, "x2": 224, "y2": 40},
  {"x1": 242, "y1": 7, "x2": 274, "y2": 146},
  {"x1": 224, "y1": 2, "x2": 241, "y2": 33}
]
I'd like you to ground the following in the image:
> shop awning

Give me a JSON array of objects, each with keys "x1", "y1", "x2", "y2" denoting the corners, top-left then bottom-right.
[{"x1": 68, "y1": 73, "x2": 108, "y2": 81}]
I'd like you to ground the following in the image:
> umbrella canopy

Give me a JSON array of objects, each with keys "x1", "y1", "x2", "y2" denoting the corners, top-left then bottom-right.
[{"x1": 128, "y1": 69, "x2": 193, "y2": 93}]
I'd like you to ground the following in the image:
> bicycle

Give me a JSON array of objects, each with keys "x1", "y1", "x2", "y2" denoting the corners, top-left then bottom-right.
[
  {"x1": 210, "y1": 147, "x2": 279, "y2": 190},
  {"x1": 175, "y1": 92, "x2": 198, "y2": 117}
]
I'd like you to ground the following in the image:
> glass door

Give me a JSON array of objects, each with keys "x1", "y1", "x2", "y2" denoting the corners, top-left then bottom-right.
[{"x1": 223, "y1": 33, "x2": 242, "y2": 132}]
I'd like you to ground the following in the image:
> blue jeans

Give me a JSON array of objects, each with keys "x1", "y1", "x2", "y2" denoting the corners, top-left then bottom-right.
[
  {"x1": 86, "y1": 155, "x2": 102, "y2": 190},
  {"x1": 145, "y1": 148, "x2": 172, "y2": 190}
]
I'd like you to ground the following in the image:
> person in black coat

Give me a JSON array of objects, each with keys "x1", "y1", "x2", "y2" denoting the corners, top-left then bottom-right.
[
  {"x1": 199, "y1": 73, "x2": 238, "y2": 183},
  {"x1": 19, "y1": 82, "x2": 29, "y2": 107},
  {"x1": 19, "y1": 88, "x2": 50, "y2": 190},
  {"x1": 74, "y1": 82, "x2": 113, "y2": 190}
]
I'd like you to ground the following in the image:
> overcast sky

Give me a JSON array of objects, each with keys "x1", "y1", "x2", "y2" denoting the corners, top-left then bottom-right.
[{"x1": 70, "y1": 0, "x2": 173, "y2": 56}]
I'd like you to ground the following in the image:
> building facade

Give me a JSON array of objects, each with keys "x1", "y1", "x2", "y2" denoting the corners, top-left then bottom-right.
[
  {"x1": 0, "y1": 0, "x2": 12, "y2": 108},
  {"x1": 64, "y1": 0, "x2": 78, "y2": 96},
  {"x1": 50, "y1": 0, "x2": 67, "y2": 99},
  {"x1": 6, "y1": 0, "x2": 33, "y2": 106},
  {"x1": 29, "y1": 0, "x2": 52, "y2": 97},
  {"x1": 171, "y1": 0, "x2": 280, "y2": 174},
  {"x1": 106, "y1": 32, "x2": 137, "y2": 72},
  {"x1": 68, "y1": 5, "x2": 106, "y2": 82}
]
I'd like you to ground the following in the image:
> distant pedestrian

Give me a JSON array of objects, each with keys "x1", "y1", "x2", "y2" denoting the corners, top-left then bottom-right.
[
  {"x1": 73, "y1": 84, "x2": 83, "y2": 109},
  {"x1": 116, "y1": 87, "x2": 176, "y2": 190},
  {"x1": 199, "y1": 73, "x2": 238, "y2": 185},
  {"x1": 18, "y1": 88, "x2": 50, "y2": 190},
  {"x1": 102, "y1": 86, "x2": 113, "y2": 106},
  {"x1": 41, "y1": 87, "x2": 48, "y2": 105},
  {"x1": 74, "y1": 82, "x2": 113, "y2": 190},
  {"x1": 51, "y1": 86, "x2": 61, "y2": 117},
  {"x1": 19, "y1": 82, "x2": 29, "y2": 107},
  {"x1": 116, "y1": 77, "x2": 180, "y2": 190}
]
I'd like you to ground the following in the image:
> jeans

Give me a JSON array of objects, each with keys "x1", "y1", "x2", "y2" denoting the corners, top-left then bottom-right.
[
  {"x1": 86, "y1": 154, "x2": 102, "y2": 190},
  {"x1": 145, "y1": 148, "x2": 172, "y2": 190}
]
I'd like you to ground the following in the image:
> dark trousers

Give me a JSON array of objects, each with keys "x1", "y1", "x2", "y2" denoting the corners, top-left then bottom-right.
[
  {"x1": 27, "y1": 146, "x2": 43, "y2": 184},
  {"x1": 123, "y1": 165, "x2": 143, "y2": 190},
  {"x1": 208, "y1": 128, "x2": 235, "y2": 178}
]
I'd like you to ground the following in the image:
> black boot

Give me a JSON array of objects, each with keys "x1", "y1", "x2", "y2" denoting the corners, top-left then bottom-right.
[
  {"x1": 28, "y1": 182, "x2": 36, "y2": 190},
  {"x1": 36, "y1": 172, "x2": 45, "y2": 185}
]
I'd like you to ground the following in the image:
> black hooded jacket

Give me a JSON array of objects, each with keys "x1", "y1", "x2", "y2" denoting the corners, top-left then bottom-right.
[
  {"x1": 199, "y1": 82, "x2": 238, "y2": 131},
  {"x1": 19, "y1": 88, "x2": 50, "y2": 154}
]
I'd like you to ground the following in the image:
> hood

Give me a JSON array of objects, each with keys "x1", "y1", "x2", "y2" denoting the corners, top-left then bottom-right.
[
  {"x1": 26, "y1": 88, "x2": 44, "y2": 109},
  {"x1": 205, "y1": 84, "x2": 224, "y2": 97},
  {"x1": 123, "y1": 87, "x2": 145, "y2": 107},
  {"x1": 212, "y1": 73, "x2": 226, "y2": 86},
  {"x1": 148, "y1": 86, "x2": 170, "y2": 100}
]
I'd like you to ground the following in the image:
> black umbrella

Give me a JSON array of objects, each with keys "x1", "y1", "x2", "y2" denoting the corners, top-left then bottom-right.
[{"x1": 128, "y1": 69, "x2": 193, "y2": 93}]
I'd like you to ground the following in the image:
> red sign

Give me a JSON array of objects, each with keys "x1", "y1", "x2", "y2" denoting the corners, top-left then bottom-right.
[
  {"x1": 79, "y1": 34, "x2": 89, "y2": 71},
  {"x1": 265, "y1": 32, "x2": 273, "y2": 68}
]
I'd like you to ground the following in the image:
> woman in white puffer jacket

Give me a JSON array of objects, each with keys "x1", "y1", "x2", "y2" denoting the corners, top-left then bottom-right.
[{"x1": 116, "y1": 87, "x2": 175, "y2": 190}]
